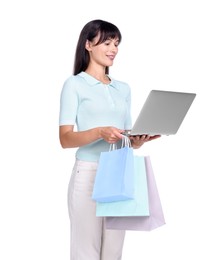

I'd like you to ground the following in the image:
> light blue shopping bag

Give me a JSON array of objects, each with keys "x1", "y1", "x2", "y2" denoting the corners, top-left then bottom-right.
[
  {"x1": 96, "y1": 155, "x2": 150, "y2": 216},
  {"x1": 92, "y1": 136, "x2": 135, "y2": 202}
]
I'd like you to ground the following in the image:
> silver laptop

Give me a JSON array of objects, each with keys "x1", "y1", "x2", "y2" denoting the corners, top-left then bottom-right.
[{"x1": 125, "y1": 90, "x2": 196, "y2": 136}]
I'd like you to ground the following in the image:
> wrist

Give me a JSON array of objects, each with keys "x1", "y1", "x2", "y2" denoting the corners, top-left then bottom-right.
[
  {"x1": 97, "y1": 127, "x2": 103, "y2": 139},
  {"x1": 131, "y1": 140, "x2": 142, "y2": 149}
]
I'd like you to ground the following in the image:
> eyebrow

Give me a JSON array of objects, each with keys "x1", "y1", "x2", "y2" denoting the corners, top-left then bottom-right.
[{"x1": 105, "y1": 37, "x2": 119, "y2": 42}]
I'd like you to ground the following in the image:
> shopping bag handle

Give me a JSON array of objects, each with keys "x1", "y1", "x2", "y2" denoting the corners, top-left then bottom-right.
[
  {"x1": 109, "y1": 135, "x2": 131, "y2": 151},
  {"x1": 121, "y1": 135, "x2": 131, "y2": 148},
  {"x1": 109, "y1": 143, "x2": 117, "y2": 151}
]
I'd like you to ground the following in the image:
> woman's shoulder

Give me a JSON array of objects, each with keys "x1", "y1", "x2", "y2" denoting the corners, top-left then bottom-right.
[
  {"x1": 63, "y1": 73, "x2": 83, "y2": 85},
  {"x1": 62, "y1": 73, "x2": 86, "y2": 90}
]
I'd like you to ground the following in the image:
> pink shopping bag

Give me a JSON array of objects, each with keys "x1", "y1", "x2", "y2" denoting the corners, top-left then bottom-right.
[{"x1": 105, "y1": 155, "x2": 165, "y2": 231}]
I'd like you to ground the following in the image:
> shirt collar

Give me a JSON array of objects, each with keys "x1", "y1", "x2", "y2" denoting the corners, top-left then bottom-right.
[{"x1": 78, "y1": 71, "x2": 118, "y2": 89}]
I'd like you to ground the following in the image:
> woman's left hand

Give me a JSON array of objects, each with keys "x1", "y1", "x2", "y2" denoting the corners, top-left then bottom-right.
[{"x1": 129, "y1": 134, "x2": 161, "y2": 149}]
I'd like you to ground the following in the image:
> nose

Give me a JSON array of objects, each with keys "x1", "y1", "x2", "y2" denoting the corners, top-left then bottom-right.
[{"x1": 111, "y1": 43, "x2": 118, "y2": 53}]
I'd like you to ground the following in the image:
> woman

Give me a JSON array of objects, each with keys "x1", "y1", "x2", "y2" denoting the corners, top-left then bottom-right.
[{"x1": 59, "y1": 19, "x2": 160, "y2": 260}]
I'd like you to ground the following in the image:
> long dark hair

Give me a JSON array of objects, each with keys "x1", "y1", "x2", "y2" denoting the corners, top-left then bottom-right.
[{"x1": 73, "y1": 19, "x2": 122, "y2": 75}]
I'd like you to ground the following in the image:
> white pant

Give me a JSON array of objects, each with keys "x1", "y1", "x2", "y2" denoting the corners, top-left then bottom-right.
[{"x1": 68, "y1": 159, "x2": 126, "y2": 260}]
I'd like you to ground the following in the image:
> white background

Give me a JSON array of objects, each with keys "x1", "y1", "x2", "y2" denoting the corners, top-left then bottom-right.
[{"x1": 0, "y1": 0, "x2": 223, "y2": 259}]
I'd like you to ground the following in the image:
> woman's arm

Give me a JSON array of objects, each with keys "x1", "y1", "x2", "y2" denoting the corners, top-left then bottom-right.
[{"x1": 59, "y1": 125, "x2": 125, "y2": 148}]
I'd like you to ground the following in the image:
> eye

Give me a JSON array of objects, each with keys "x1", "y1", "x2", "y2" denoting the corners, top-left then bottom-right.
[
  {"x1": 104, "y1": 41, "x2": 111, "y2": 46},
  {"x1": 103, "y1": 39, "x2": 119, "y2": 47}
]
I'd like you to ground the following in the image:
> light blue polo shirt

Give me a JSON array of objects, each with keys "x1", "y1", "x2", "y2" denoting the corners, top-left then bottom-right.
[{"x1": 59, "y1": 72, "x2": 132, "y2": 162}]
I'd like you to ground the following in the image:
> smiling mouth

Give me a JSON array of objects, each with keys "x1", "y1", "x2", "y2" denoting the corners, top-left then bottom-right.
[{"x1": 107, "y1": 55, "x2": 115, "y2": 60}]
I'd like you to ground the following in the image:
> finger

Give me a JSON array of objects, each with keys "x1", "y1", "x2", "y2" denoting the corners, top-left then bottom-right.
[
  {"x1": 108, "y1": 139, "x2": 117, "y2": 144},
  {"x1": 144, "y1": 136, "x2": 151, "y2": 141},
  {"x1": 149, "y1": 135, "x2": 161, "y2": 141}
]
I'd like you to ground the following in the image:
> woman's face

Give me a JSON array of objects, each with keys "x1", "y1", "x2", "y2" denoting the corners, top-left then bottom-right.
[{"x1": 86, "y1": 35, "x2": 120, "y2": 68}]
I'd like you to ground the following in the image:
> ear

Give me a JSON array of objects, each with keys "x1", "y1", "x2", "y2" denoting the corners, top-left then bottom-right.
[{"x1": 85, "y1": 40, "x2": 92, "y2": 51}]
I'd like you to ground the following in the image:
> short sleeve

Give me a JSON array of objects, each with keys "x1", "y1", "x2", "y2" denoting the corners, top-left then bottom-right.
[{"x1": 59, "y1": 77, "x2": 79, "y2": 126}]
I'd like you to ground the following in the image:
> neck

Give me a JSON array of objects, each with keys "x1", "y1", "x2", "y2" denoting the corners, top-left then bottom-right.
[{"x1": 85, "y1": 67, "x2": 110, "y2": 84}]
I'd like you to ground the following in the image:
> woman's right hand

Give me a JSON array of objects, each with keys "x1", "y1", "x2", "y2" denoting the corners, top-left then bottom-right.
[
  {"x1": 59, "y1": 125, "x2": 124, "y2": 149},
  {"x1": 99, "y1": 127, "x2": 124, "y2": 144}
]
